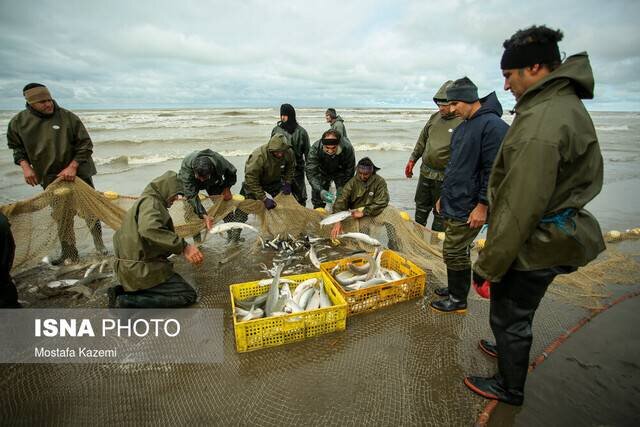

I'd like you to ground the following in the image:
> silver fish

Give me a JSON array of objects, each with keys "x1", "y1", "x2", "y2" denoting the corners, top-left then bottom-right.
[
  {"x1": 308, "y1": 245, "x2": 321, "y2": 269},
  {"x1": 319, "y1": 210, "x2": 352, "y2": 226},
  {"x1": 265, "y1": 264, "x2": 285, "y2": 317},
  {"x1": 319, "y1": 282, "x2": 332, "y2": 308},
  {"x1": 46, "y1": 279, "x2": 79, "y2": 289},
  {"x1": 83, "y1": 261, "x2": 100, "y2": 278},
  {"x1": 209, "y1": 222, "x2": 258, "y2": 235},
  {"x1": 338, "y1": 232, "x2": 382, "y2": 247},
  {"x1": 298, "y1": 287, "x2": 316, "y2": 310}
]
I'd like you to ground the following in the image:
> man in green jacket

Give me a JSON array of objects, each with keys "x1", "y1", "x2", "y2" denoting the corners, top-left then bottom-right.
[
  {"x1": 325, "y1": 108, "x2": 348, "y2": 139},
  {"x1": 330, "y1": 157, "x2": 391, "y2": 242},
  {"x1": 110, "y1": 171, "x2": 202, "y2": 308},
  {"x1": 405, "y1": 81, "x2": 462, "y2": 230},
  {"x1": 178, "y1": 149, "x2": 238, "y2": 241},
  {"x1": 240, "y1": 133, "x2": 296, "y2": 210},
  {"x1": 6, "y1": 83, "x2": 106, "y2": 264},
  {"x1": 305, "y1": 129, "x2": 355, "y2": 209},
  {"x1": 271, "y1": 104, "x2": 310, "y2": 206},
  {"x1": 463, "y1": 26, "x2": 606, "y2": 406}
]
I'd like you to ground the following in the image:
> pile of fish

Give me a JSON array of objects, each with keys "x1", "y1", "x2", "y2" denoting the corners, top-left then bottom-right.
[
  {"x1": 330, "y1": 249, "x2": 406, "y2": 292},
  {"x1": 235, "y1": 265, "x2": 333, "y2": 322},
  {"x1": 257, "y1": 234, "x2": 336, "y2": 274}
]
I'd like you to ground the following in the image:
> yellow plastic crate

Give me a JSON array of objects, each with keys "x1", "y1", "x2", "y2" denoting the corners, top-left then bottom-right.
[
  {"x1": 230, "y1": 271, "x2": 347, "y2": 352},
  {"x1": 320, "y1": 250, "x2": 426, "y2": 316}
]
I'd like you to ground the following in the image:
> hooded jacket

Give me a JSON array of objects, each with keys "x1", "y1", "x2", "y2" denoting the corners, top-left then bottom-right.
[
  {"x1": 271, "y1": 124, "x2": 310, "y2": 176},
  {"x1": 7, "y1": 103, "x2": 97, "y2": 188},
  {"x1": 410, "y1": 82, "x2": 463, "y2": 180},
  {"x1": 113, "y1": 171, "x2": 187, "y2": 292},
  {"x1": 305, "y1": 136, "x2": 355, "y2": 192},
  {"x1": 440, "y1": 92, "x2": 509, "y2": 221},
  {"x1": 242, "y1": 134, "x2": 296, "y2": 200},
  {"x1": 333, "y1": 171, "x2": 390, "y2": 217},
  {"x1": 330, "y1": 115, "x2": 348, "y2": 139},
  {"x1": 475, "y1": 53, "x2": 605, "y2": 282},
  {"x1": 178, "y1": 149, "x2": 237, "y2": 217}
]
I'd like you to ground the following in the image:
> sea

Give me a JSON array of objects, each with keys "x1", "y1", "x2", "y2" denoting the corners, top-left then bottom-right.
[{"x1": 1, "y1": 107, "x2": 639, "y2": 232}]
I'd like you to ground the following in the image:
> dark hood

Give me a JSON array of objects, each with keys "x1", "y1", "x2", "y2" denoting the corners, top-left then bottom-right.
[
  {"x1": 278, "y1": 103, "x2": 298, "y2": 134},
  {"x1": 471, "y1": 92, "x2": 503, "y2": 119},
  {"x1": 516, "y1": 52, "x2": 594, "y2": 110}
]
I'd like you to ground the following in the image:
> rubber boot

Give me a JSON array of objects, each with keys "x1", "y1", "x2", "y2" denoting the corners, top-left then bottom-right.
[
  {"x1": 479, "y1": 339, "x2": 498, "y2": 358},
  {"x1": 51, "y1": 242, "x2": 80, "y2": 266},
  {"x1": 464, "y1": 376, "x2": 523, "y2": 406},
  {"x1": 430, "y1": 268, "x2": 470, "y2": 313},
  {"x1": 434, "y1": 287, "x2": 449, "y2": 297},
  {"x1": 90, "y1": 220, "x2": 108, "y2": 255},
  {"x1": 107, "y1": 285, "x2": 124, "y2": 308}
]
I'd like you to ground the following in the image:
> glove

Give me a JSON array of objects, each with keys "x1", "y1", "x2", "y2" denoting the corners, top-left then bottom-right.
[
  {"x1": 281, "y1": 182, "x2": 292, "y2": 195},
  {"x1": 263, "y1": 198, "x2": 277, "y2": 210},
  {"x1": 404, "y1": 160, "x2": 415, "y2": 178},
  {"x1": 320, "y1": 190, "x2": 335, "y2": 204},
  {"x1": 472, "y1": 270, "x2": 491, "y2": 299}
]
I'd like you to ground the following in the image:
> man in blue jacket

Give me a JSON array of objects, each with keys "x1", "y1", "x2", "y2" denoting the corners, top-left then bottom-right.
[{"x1": 431, "y1": 77, "x2": 509, "y2": 313}]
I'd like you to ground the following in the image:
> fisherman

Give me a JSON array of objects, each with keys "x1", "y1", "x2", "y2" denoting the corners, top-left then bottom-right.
[
  {"x1": 6, "y1": 83, "x2": 107, "y2": 265},
  {"x1": 305, "y1": 129, "x2": 355, "y2": 209},
  {"x1": 178, "y1": 149, "x2": 239, "y2": 242},
  {"x1": 109, "y1": 171, "x2": 202, "y2": 308},
  {"x1": 325, "y1": 108, "x2": 348, "y2": 138},
  {"x1": 430, "y1": 77, "x2": 509, "y2": 313},
  {"x1": 0, "y1": 212, "x2": 20, "y2": 308},
  {"x1": 405, "y1": 81, "x2": 462, "y2": 231},
  {"x1": 271, "y1": 104, "x2": 310, "y2": 206},
  {"x1": 464, "y1": 25, "x2": 606, "y2": 406},
  {"x1": 330, "y1": 157, "x2": 392, "y2": 246},
  {"x1": 240, "y1": 133, "x2": 296, "y2": 211}
]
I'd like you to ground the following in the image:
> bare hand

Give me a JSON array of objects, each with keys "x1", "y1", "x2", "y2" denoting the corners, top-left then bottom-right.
[
  {"x1": 222, "y1": 187, "x2": 232, "y2": 201},
  {"x1": 183, "y1": 244, "x2": 204, "y2": 265},
  {"x1": 331, "y1": 222, "x2": 343, "y2": 239},
  {"x1": 351, "y1": 210, "x2": 364, "y2": 219},
  {"x1": 467, "y1": 203, "x2": 488, "y2": 229},
  {"x1": 203, "y1": 215, "x2": 213, "y2": 231},
  {"x1": 21, "y1": 162, "x2": 39, "y2": 186},
  {"x1": 57, "y1": 161, "x2": 79, "y2": 181},
  {"x1": 435, "y1": 198, "x2": 441, "y2": 214}
]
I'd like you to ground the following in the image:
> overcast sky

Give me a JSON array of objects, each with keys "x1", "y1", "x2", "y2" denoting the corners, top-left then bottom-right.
[{"x1": 1, "y1": 0, "x2": 639, "y2": 111}]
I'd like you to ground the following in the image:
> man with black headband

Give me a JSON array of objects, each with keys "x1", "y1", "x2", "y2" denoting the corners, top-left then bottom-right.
[
  {"x1": 6, "y1": 83, "x2": 107, "y2": 265},
  {"x1": 430, "y1": 77, "x2": 508, "y2": 313},
  {"x1": 305, "y1": 129, "x2": 355, "y2": 209},
  {"x1": 178, "y1": 149, "x2": 239, "y2": 242},
  {"x1": 325, "y1": 108, "x2": 348, "y2": 138},
  {"x1": 271, "y1": 104, "x2": 310, "y2": 206},
  {"x1": 405, "y1": 80, "x2": 462, "y2": 232},
  {"x1": 463, "y1": 26, "x2": 605, "y2": 406},
  {"x1": 330, "y1": 157, "x2": 390, "y2": 239}
]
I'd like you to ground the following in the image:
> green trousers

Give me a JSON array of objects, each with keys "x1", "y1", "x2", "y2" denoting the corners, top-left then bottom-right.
[
  {"x1": 116, "y1": 273, "x2": 197, "y2": 308},
  {"x1": 414, "y1": 175, "x2": 444, "y2": 231},
  {"x1": 442, "y1": 218, "x2": 482, "y2": 271}
]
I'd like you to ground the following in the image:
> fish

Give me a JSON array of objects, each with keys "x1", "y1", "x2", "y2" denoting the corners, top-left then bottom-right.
[
  {"x1": 258, "y1": 278, "x2": 296, "y2": 287},
  {"x1": 319, "y1": 210, "x2": 353, "y2": 226},
  {"x1": 308, "y1": 245, "x2": 321, "y2": 269},
  {"x1": 265, "y1": 264, "x2": 285, "y2": 317},
  {"x1": 335, "y1": 271, "x2": 367, "y2": 286},
  {"x1": 298, "y1": 287, "x2": 316, "y2": 310},
  {"x1": 292, "y1": 278, "x2": 317, "y2": 304},
  {"x1": 236, "y1": 293, "x2": 269, "y2": 310},
  {"x1": 84, "y1": 261, "x2": 101, "y2": 278},
  {"x1": 305, "y1": 290, "x2": 321, "y2": 310},
  {"x1": 209, "y1": 222, "x2": 258, "y2": 235},
  {"x1": 46, "y1": 279, "x2": 79, "y2": 289},
  {"x1": 348, "y1": 261, "x2": 370, "y2": 275},
  {"x1": 319, "y1": 282, "x2": 332, "y2": 308},
  {"x1": 337, "y1": 232, "x2": 382, "y2": 247},
  {"x1": 98, "y1": 259, "x2": 110, "y2": 273}
]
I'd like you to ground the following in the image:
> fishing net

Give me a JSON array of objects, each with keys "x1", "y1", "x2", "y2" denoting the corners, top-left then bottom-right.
[
  {"x1": 3, "y1": 177, "x2": 639, "y2": 310},
  {"x1": 2, "y1": 178, "x2": 640, "y2": 425}
]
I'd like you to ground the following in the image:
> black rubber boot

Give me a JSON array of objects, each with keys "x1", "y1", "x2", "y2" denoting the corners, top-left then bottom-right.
[
  {"x1": 464, "y1": 376, "x2": 523, "y2": 406},
  {"x1": 434, "y1": 287, "x2": 449, "y2": 297},
  {"x1": 430, "y1": 296, "x2": 467, "y2": 313},
  {"x1": 430, "y1": 268, "x2": 471, "y2": 313},
  {"x1": 479, "y1": 339, "x2": 498, "y2": 358},
  {"x1": 51, "y1": 242, "x2": 80, "y2": 266}
]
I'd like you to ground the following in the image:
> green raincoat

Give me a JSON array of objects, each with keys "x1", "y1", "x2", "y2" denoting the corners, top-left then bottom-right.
[
  {"x1": 475, "y1": 53, "x2": 606, "y2": 282},
  {"x1": 410, "y1": 82, "x2": 462, "y2": 180},
  {"x1": 330, "y1": 115, "x2": 348, "y2": 139},
  {"x1": 113, "y1": 171, "x2": 187, "y2": 292},
  {"x1": 242, "y1": 134, "x2": 296, "y2": 200},
  {"x1": 333, "y1": 173, "x2": 389, "y2": 217},
  {"x1": 7, "y1": 103, "x2": 97, "y2": 188}
]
